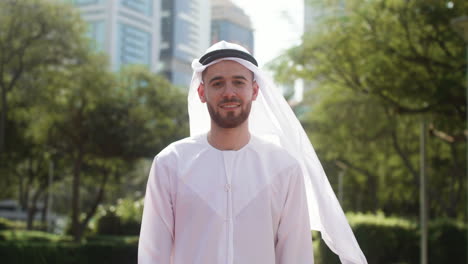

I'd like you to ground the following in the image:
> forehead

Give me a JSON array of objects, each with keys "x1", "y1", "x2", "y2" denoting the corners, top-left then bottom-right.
[{"x1": 203, "y1": 60, "x2": 252, "y2": 79}]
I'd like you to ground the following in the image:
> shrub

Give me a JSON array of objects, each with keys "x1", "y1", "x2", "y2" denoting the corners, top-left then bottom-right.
[
  {"x1": 0, "y1": 217, "x2": 23, "y2": 231},
  {"x1": 0, "y1": 230, "x2": 70, "y2": 242},
  {"x1": 0, "y1": 231, "x2": 138, "y2": 264},
  {"x1": 94, "y1": 198, "x2": 143, "y2": 236},
  {"x1": 115, "y1": 198, "x2": 143, "y2": 224},
  {"x1": 120, "y1": 219, "x2": 141, "y2": 236},
  {"x1": 316, "y1": 213, "x2": 466, "y2": 264},
  {"x1": 0, "y1": 218, "x2": 11, "y2": 231},
  {"x1": 96, "y1": 211, "x2": 122, "y2": 235},
  {"x1": 427, "y1": 219, "x2": 466, "y2": 264},
  {"x1": 0, "y1": 240, "x2": 137, "y2": 264}
]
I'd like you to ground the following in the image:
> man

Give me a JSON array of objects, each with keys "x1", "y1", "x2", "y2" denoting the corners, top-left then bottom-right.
[{"x1": 139, "y1": 41, "x2": 367, "y2": 264}]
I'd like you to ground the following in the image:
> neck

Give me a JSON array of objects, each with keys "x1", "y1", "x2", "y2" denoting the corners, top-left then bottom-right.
[{"x1": 207, "y1": 120, "x2": 250, "y2": 150}]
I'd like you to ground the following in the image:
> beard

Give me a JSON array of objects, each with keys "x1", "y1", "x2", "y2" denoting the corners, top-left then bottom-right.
[{"x1": 206, "y1": 98, "x2": 252, "y2": 128}]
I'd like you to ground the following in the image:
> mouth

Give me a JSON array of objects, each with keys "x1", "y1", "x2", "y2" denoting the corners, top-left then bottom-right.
[
  {"x1": 220, "y1": 103, "x2": 241, "y2": 109},
  {"x1": 219, "y1": 99, "x2": 241, "y2": 109}
]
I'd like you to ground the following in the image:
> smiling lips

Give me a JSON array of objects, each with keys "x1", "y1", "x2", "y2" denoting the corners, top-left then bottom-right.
[
  {"x1": 219, "y1": 99, "x2": 242, "y2": 109},
  {"x1": 220, "y1": 103, "x2": 240, "y2": 109}
]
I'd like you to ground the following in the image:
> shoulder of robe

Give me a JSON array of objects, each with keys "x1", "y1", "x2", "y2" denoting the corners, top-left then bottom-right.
[
  {"x1": 250, "y1": 135, "x2": 300, "y2": 172},
  {"x1": 155, "y1": 135, "x2": 206, "y2": 164}
]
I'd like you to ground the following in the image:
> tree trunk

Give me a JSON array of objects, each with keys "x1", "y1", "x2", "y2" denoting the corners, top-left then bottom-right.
[
  {"x1": 390, "y1": 130, "x2": 419, "y2": 185},
  {"x1": 446, "y1": 144, "x2": 464, "y2": 218},
  {"x1": 0, "y1": 85, "x2": 6, "y2": 154},
  {"x1": 367, "y1": 170, "x2": 379, "y2": 211},
  {"x1": 18, "y1": 170, "x2": 26, "y2": 209},
  {"x1": 41, "y1": 188, "x2": 48, "y2": 230},
  {"x1": 336, "y1": 159, "x2": 380, "y2": 212},
  {"x1": 80, "y1": 171, "x2": 110, "y2": 234},
  {"x1": 27, "y1": 184, "x2": 46, "y2": 230},
  {"x1": 71, "y1": 150, "x2": 83, "y2": 242},
  {"x1": 26, "y1": 205, "x2": 36, "y2": 230}
]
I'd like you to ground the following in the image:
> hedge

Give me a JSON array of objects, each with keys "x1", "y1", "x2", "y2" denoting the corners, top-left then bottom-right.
[
  {"x1": 0, "y1": 232, "x2": 138, "y2": 264},
  {"x1": 0, "y1": 218, "x2": 27, "y2": 231},
  {"x1": 317, "y1": 214, "x2": 467, "y2": 264},
  {"x1": 95, "y1": 211, "x2": 140, "y2": 236},
  {"x1": 92, "y1": 198, "x2": 143, "y2": 236},
  {"x1": 1, "y1": 214, "x2": 465, "y2": 264}
]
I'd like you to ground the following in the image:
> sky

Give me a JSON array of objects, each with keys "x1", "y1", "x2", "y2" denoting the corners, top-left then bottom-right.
[{"x1": 230, "y1": 0, "x2": 304, "y2": 67}]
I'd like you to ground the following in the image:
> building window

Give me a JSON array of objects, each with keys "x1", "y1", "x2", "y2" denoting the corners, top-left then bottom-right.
[
  {"x1": 73, "y1": 0, "x2": 103, "y2": 6},
  {"x1": 118, "y1": 23, "x2": 152, "y2": 67},
  {"x1": 87, "y1": 20, "x2": 106, "y2": 52},
  {"x1": 120, "y1": 0, "x2": 153, "y2": 17}
]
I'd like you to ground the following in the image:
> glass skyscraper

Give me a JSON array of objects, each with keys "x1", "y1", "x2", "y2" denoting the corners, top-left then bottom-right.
[
  {"x1": 160, "y1": 0, "x2": 211, "y2": 87},
  {"x1": 68, "y1": 0, "x2": 160, "y2": 72},
  {"x1": 211, "y1": 0, "x2": 254, "y2": 54},
  {"x1": 69, "y1": 0, "x2": 211, "y2": 87}
]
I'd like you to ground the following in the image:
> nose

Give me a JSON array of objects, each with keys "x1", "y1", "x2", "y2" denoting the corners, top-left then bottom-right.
[{"x1": 222, "y1": 82, "x2": 236, "y2": 98}]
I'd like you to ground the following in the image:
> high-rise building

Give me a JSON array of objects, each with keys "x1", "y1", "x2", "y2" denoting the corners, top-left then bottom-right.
[
  {"x1": 67, "y1": 0, "x2": 160, "y2": 72},
  {"x1": 211, "y1": 0, "x2": 254, "y2": 54},
  {"x1": 160, "y1": 0, "x2": 211, "y2": 87}
]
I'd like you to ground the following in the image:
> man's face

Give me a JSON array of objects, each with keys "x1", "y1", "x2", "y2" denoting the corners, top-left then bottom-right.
[{"x1": 198, "y1": 60, "x2": 259, "y2": 129}]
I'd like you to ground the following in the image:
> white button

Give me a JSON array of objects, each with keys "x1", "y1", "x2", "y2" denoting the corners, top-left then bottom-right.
[{"x1": 224, "y1": 184, "x2": 231, "y2": 192}]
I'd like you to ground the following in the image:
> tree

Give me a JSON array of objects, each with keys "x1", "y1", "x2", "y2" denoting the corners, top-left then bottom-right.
[
  {"x1": 0, "y1": 0, "x2": 92, "y2": 230},
  {"x1": 0, "y1": 0, "x2": 188, "y2": 239},
  {"x1": 0, "y1": 0, "x2": 87, "y2": 154},
  {"x1": 37, "y1": 53, "x2": 118, "y2": 241},
  {"x1": 115, "y1": 65, "x2": 189, "y2": 156},
  {"x1": 273, "y1": 0, "x2": 467, "y2": 218},
  {"x1": 35, "y1": 60, "x2": 188, "y2": 241}
]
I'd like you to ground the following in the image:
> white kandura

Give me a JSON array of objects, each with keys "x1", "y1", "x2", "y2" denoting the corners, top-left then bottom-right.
[{"x1": 139, "y1": 134, "x2": 313, "y2": 263}]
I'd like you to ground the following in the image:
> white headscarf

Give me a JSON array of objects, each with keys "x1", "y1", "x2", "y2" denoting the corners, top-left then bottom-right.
[{"x1": 188, "y1": 41, "x2": 367, "y2": 264}]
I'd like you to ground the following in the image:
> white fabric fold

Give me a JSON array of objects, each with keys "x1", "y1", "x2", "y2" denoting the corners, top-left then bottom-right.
[{"x1": 187, "y1": 41, "x2": 367, "y2": 264}]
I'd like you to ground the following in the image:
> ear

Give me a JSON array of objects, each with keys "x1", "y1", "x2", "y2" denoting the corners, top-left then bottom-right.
[
  {"x1": 197, "y1": 83, "x2": 206, "y2": 103},
  {"x1": 252, "y1": 81, "x2": 259, "y2": 101}
]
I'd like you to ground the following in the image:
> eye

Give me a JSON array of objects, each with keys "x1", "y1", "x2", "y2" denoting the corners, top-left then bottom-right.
[
  {"x1": 211, "y1": 81, "x2": 223, "y2": 88},
  {"x1": 233, "y1": 80, "x2": 245, "y2": 86}
]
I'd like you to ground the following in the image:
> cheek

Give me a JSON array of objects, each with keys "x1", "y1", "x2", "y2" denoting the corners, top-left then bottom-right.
[
  {"x1": 203, "y1": 92, "x2": 218, "y2": 104},
  {"x1": 207, "y1": 89, "x2": 224, "y2": 99},
  {"x1": 241, "y1": 89, "x2": 256, "y2": 101}
]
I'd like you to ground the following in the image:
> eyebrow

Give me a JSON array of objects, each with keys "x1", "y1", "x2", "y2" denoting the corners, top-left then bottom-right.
[
  {"x1": 208, "y1": 76, "x2": 224, "y2": 84},
  {"x1": 208, "y1": 75, "x2": 248, "y2": 83},
  {"x1": 232, "y1": 75, "x2": 248, "y2": 81}
]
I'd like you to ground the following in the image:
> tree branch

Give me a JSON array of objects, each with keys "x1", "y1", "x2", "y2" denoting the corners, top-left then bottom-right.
[
  {"x1": 390, "y1": 129, "x2": 419, "y2": 186},
  {"x1": 428, "y1": 124, "x2": 467, "y2": 144},
  {"x1": 335, "y1": 158, "x2": 379, "y2": 180}
]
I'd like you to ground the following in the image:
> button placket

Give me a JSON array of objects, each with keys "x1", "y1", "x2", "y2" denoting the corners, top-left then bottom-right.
[{"x1": 222, "y1": 152, "x2": 235, "y2": 264}]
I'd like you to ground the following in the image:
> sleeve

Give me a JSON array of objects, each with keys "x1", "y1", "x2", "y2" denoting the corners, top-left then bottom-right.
[
  {"x1": 138, "y1": 156, "x2": 175, "y2": 264},
  {"x1": 275, "y1": 164, "x2": 314, "y2": 264}
]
